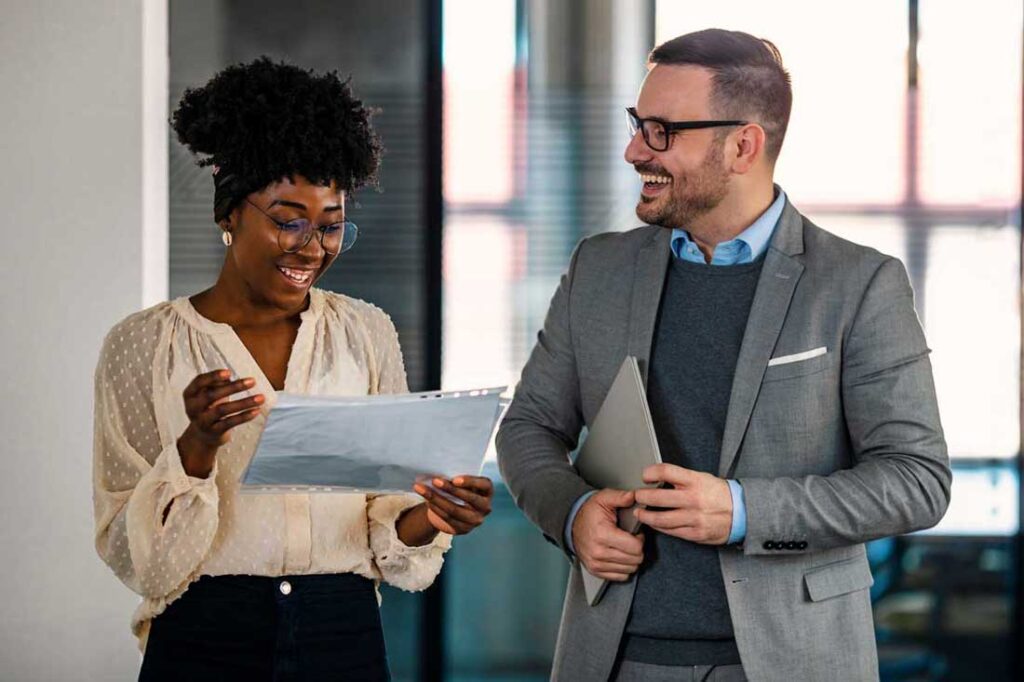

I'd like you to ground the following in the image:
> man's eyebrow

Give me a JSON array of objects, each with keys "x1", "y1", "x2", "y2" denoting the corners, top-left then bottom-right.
[{"x1": 641, "y1": 112, "x2": 672, "y2": 124}]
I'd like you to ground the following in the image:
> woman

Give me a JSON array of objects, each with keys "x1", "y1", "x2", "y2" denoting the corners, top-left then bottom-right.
[{"x1": 93, "y1": 57, "x2": 493, "y2": 680}]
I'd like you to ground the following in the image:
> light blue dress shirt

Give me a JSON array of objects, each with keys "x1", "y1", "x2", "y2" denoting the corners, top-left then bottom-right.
[{"x1": 564, "y1": 189, "x2": 787, "y2": 553}]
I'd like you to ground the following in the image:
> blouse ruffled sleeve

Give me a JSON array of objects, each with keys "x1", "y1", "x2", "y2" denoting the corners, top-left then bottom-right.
[{"x1": 92, "y1": 317, "x2": 221, "y2": 600}]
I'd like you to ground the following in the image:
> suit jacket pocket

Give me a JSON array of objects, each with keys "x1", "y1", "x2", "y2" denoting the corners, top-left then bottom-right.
[
  {"x1": 804, "y1": 557, "x2": 874, "y2": 602},
  {"x1": 763, "y1": 351, "x2": 833, "y2": 383}
]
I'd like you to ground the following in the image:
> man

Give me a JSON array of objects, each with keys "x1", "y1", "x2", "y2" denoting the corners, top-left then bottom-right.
[{"x1": 496, "y1": 29, "x2": 950, "y2": 682}]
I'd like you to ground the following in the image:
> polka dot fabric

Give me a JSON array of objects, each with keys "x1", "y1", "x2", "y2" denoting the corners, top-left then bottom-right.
[{"x1": 92, "y1": 288, "x2": 451, "y2": 649}]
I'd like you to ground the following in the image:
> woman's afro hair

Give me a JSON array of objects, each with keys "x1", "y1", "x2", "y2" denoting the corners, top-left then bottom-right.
[{"x1": 171, "y1": 56, "x2": 382, "y2": 194}]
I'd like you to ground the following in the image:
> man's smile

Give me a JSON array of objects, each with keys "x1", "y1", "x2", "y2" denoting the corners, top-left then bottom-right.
[{"x1": 639, "y1": 170, "x2": 673, "y2": 198}]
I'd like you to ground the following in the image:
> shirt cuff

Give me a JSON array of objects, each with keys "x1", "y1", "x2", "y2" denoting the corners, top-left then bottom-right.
[
  {"x1": 564, "y1": 490, "x2": 598, "y2": 555},
  {"x1": 726, "y1": 479, "x2": 747, "y2": 545},
  {"x1": 368, "y1": 494, "x2": 452, "y2": 592}
]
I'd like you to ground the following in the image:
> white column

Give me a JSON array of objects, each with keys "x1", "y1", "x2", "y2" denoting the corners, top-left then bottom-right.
[{"x1": 0, "y1": 1, "x2": 167, "y2": 678}]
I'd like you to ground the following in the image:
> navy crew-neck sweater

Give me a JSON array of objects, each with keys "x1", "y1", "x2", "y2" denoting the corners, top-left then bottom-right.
[{"x1": 621, "y1": 254, "x2": 764, "y2": 667}]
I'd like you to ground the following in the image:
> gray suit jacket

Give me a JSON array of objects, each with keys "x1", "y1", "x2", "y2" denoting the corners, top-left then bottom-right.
[{"x1": 495, "y1": 199, "x2": 951, "y2": 682}]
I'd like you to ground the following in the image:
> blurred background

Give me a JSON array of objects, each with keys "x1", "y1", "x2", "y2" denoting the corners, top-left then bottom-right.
[{"x1": 1, "y1": 0, "x2": 1021, "y2": 680}]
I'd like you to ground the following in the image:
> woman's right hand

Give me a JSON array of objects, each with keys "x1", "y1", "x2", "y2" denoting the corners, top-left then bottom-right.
[{"x1": 177, "y1": 369, "x2": 264, "y2": 478}]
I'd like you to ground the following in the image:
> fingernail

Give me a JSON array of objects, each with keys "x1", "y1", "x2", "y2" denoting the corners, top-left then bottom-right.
[
  {"x1": 244, "y1": 378, "x2": 255, "y2": 386},
  {"x1": 454, "y1": 477, "x2": 464, "y2": 485},
  {"x1": 253, "y1": 395, "x2": 264, "y2": 403},
  {"x1": 218, "y1": 370, "x2": 230, "y2": 379},
  {"x1": 433, "y1": 478, "x2": 445, "y2": 488}
]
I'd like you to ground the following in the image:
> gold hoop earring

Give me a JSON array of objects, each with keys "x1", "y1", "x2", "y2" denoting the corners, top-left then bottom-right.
[{"x1": 222, "y1": 231, "x2": 233, "y2": 246}]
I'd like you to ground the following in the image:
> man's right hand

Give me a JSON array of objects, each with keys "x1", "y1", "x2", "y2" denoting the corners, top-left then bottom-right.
[
  {"x1": 177, "y1": 370, "x2": 264, "y2": 478},
  {"x1": 571, "y1": 488, "x2": 645, "y2": 582}
]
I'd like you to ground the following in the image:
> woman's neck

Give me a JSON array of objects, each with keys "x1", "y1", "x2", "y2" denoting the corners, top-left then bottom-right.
[{"x1": 191, "y1": 272, "x2": 306, "y2": 330}]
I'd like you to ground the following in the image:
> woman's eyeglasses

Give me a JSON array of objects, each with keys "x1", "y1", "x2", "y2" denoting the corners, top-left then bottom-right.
[{"x1": 245, "y1": 199, "x2": 358, "y2": 255}]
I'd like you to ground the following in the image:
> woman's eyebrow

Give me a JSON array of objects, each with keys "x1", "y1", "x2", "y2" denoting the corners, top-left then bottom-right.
[
  {"x1": 268, "y1": 199, "x2": 307, "y2": 210},
  {"x1": 268, "y1": 199, "x2": 343, "y2": 213}
]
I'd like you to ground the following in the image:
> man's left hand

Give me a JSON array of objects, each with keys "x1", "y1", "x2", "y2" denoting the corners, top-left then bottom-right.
[{"x1": 633, "y1": 464, "x2": 733, "y2": 545}]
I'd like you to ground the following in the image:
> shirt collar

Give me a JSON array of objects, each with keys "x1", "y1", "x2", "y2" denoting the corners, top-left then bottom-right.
[{"x1": 670, "y1": 187, "x2": 787, "y2": 265}]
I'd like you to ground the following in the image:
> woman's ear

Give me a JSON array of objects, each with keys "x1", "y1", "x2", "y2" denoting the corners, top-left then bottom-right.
[{"x1": 219, "y1": 203, "x2": 244, "y2": 232}]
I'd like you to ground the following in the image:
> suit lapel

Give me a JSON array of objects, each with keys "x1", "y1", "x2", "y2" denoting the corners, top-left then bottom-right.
[
  {"x1": 627, "y1": 229, "x2": 672, "y2": 386},
  {"x1": 718, "y1": 201, "x2": 806, "y2": 477}
]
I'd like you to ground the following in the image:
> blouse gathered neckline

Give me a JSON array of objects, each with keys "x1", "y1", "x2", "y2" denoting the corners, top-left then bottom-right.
[
  {"x1": 171, "y1": 288, "x2": 327, "y2": 400},
  {"x1": 171, "y1": 287, "x2": 325, "y2": 336}
]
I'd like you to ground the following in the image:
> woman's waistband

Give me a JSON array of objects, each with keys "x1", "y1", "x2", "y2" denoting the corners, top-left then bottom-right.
[{"x1": 187, "y1": 573, "x2": 375, "y2": 600}]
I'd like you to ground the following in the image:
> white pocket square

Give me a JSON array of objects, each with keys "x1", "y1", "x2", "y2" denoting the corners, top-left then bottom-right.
[{"x1": 767, "y1": 346, "x2": 828, "y2": 367}]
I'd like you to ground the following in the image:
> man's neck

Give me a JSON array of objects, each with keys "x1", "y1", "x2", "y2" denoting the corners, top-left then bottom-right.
[{"x1": 686, "y1": 183, "x2": 776, "y2": 263}]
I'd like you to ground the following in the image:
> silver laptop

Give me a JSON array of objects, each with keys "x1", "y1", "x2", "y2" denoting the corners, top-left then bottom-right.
[{"x1": 573, "y1": 356, "x2": 662, "y2": 606}]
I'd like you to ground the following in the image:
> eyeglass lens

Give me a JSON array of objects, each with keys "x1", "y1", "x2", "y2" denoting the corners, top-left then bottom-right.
[
  {"x1": 627, "y1": 111, "x2": 669, "y2": 151},
  {"x1": 277, "y1": 220, "x2": 358, "y2": 255}
]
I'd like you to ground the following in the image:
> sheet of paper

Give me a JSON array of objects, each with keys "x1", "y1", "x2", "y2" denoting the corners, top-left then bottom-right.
[{"x1": 241, "y1": 387, "x2": 506, "y2": 494}]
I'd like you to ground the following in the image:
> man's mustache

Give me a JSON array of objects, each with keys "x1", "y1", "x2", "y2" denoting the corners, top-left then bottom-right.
[{"x1": 633, "y1": 163, "x2": 671, "y2": 176}]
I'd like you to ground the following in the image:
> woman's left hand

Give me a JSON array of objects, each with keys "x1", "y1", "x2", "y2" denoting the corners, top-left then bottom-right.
[{"x1": 414, "y1": 476, "x2": 494, "y2": 535}]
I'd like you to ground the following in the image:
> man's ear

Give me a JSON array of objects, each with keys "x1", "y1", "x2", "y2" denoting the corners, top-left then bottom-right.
[{"x1": 731, "y1": 123, "x2": 766, "y2": 174}]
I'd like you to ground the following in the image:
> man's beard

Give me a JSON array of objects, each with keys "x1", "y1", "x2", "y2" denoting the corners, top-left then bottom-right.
[{"x1": 635, "y1": 141, "x2": 730, "y2": 228}]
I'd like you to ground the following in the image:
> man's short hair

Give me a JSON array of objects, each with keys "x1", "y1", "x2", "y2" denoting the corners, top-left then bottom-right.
[{"x1": 649, "y1": 29, "x2": 792, "y2": 163}]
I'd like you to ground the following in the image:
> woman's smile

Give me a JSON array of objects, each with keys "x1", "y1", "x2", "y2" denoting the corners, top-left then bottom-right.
[{"x1": 276, "y1": 264, "x2": 316, "y2": 288}]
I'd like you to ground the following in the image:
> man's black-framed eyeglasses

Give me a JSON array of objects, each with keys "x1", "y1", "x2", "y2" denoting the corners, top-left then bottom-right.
[
  {"x1": 245, "y1": 198, "x2": 358, "y2": 255},
  {"x1": 626, "y1": 107, "x2": 747, "y2": 152}
]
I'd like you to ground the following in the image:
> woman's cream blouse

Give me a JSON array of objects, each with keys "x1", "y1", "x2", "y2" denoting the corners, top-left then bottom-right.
[{"x1": 92, "y1": 288, "x2": 451, "y2": 647}]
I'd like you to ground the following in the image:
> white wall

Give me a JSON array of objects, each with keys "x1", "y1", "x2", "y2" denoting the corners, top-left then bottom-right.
[{"x1": 0, "y1": 1, "x2": 167, "y2": 678}]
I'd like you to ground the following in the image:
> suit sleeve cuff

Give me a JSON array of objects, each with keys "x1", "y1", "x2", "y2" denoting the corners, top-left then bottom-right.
[
  {"x1": 726, "y1": 479, "x2": 747, "y2": 545},
  {"x1": 564, "y1": 490, "x2": 598, "y2": 556}
]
